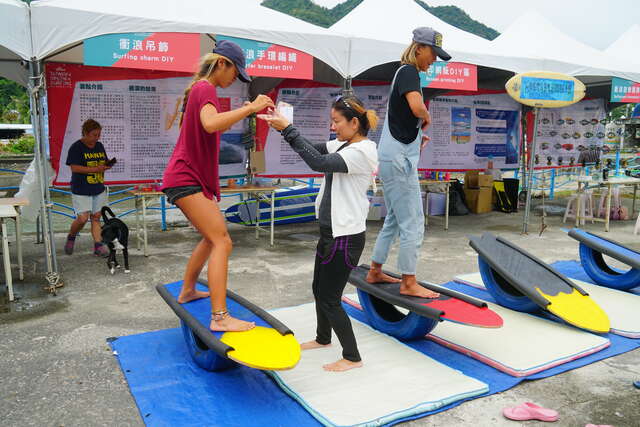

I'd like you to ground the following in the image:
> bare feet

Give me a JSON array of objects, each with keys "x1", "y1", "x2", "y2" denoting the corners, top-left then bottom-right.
[
  {"x1": 366, "y1": 266, "x2": 402, "y2": 284},
  {"x1": 300, "y1": 340, "x2": 331, "y2": 350},
  {"x1": 210, "y1": 315, "x2": 255, "y2": 332},
  {"x1": 323, "y1": 358, "x2": 363, "y2": 372},
  {"x1": 400, "y1": 276, "x2": 440, "y2": 299},
  {"x1": 177, "y1": 289, "x2": 210, "y2": 303}
]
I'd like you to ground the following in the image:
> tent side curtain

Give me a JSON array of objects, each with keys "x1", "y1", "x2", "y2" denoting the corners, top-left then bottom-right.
[{"x1": 29, "y1": 0, "x2": 350, "y2": 77}]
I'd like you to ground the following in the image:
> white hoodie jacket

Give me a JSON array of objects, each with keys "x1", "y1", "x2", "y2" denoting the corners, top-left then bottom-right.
[{"x1": 316, "y1": 139, "x2": 379, "y2": 237}]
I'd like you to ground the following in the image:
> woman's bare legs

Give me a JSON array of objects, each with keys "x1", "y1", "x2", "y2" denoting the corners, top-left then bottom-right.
[
  {"x1": 176, "y1": 192, "x2": 254, "y2": 332},
  {"x1": 177, "y1": 238, "x2": 211, "y2": 303}
]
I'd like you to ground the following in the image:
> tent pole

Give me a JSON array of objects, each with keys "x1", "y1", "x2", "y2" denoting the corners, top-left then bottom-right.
[
  {"x1": 522, "y1": 107, "x2": 540, "y2": 234},
  {"x1": 28, "y1": 59, "x2": 61, "y2": 290},
  {"x1": 519, "y1": 111, "x2": 528, "y2": 194},
  {"x1": 342, "y1": 76, "x2": 353, "y2": 97}
]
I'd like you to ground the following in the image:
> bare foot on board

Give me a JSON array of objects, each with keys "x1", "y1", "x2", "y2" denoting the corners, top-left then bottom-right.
[
  {"x1": 210, "y1": 315, "x2": 255, "y2": 332},
  {"x1": 177, "y1": 289, "x2": 210, "y2": 303},
  {"x1": 323, "y1": 358, "x2": 363, "y2": 372},
  {"x1": 400, "y1": 283, "x2": 440, "y2": 299},
  {"x1": 300, "y1": 340, "x2": 332, "y2": 351},
  {"x1": 366, "y1": 269, "x2": 402, "y2": 284},
  {"x1": 400, "y1": 276, "x2": 440, "y2": 299}
]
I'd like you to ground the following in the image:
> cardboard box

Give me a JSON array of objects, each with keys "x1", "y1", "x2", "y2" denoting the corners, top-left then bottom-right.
[
  {"x1": 464, "y1": 170, "x2": 494, "y2": 189},
  {"x1": 249, "y1": 151, "x2": 265, "y2": 174},
  {"x1": 464, "y1": 187, "x2": 493, "y2": 213}
]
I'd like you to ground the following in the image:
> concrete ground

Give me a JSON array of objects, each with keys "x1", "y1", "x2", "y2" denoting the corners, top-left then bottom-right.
[{"x1": 1, "y1": 197, "x2": 639, "y2": 427}]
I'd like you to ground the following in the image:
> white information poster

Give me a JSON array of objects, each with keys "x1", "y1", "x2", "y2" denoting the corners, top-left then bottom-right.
[
  {"x1": 263, "y1": 85, "x2": 390, "y2": 176},
  {"x1": 55, "y1": 77, "x2": 248, "y2": 183},
  {"x1": 535, "y1": 99, "x2": 606, "y2": 166},
  {"x1": 420, "y1": 93, "x2": 521, "y2": 170}
]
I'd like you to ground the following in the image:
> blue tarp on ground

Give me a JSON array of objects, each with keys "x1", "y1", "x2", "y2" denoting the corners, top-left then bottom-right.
[{"x1": 110, "y1": 260, "x2": 640, "y2": 426}]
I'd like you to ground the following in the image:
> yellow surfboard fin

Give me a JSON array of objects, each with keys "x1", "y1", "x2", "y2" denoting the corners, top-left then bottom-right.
[
  {"x1": 221, "y1": 326, "x2": 301, "y2": 371},
  {"x1": 536, "y1": 288, "x2": 610, "y2": 333}
]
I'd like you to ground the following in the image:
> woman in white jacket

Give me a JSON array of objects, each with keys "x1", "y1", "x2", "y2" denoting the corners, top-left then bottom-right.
[{"x1": 265, "y1": 96, "x2": 378, "y2": 372}]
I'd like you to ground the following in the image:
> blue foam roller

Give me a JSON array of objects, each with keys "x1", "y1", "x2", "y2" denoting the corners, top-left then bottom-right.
[
  {"x1": 478, "y1": 256, "x2": 538, "y2": 313},
  {"x1": 356, "y1": 288, "x2": 438, "y2": 340},
  {"x1": 180, "y1": 320, "x2": 237, "y2": 371},
  {"x1": 579, "y1": 243, "x2": 640, "y2": 291}
]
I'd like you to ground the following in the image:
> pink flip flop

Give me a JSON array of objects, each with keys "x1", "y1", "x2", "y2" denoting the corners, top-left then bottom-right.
[{"x1": 503, "y1": 402, "x2": 559, "y2": 422}]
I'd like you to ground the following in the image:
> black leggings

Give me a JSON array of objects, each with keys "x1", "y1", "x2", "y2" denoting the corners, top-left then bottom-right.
[{"x1": 312, "y1": 227, "x2": 365, "y2": 362}]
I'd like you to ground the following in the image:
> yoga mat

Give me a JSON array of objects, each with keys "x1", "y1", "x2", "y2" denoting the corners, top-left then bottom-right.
[{"x1": 343, "y1": 293, "x2": 609, "y2": 377}]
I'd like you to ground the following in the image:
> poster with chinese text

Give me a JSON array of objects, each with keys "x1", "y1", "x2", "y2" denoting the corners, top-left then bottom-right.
[
  {"x1": 47, "y1": 63, "x2": 249, "y2": 185},
  {"x1": 420, "y1": 93, "x2": 521, "y2": 170}
]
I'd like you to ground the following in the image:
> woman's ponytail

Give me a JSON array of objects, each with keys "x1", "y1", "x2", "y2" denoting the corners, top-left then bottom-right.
[{"x1": 364, "y1": 109, "x2": 379, "y2": 133}]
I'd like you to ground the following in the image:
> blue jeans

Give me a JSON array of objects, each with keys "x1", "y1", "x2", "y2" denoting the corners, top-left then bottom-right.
[{"x1": 371, "y1": 157, "x2": 424, "y2": 275}]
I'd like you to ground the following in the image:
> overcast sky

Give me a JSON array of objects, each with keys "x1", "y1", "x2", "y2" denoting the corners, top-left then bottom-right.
[{"x1": 310, "y1": 0, "x2": 639, "y2": 50}]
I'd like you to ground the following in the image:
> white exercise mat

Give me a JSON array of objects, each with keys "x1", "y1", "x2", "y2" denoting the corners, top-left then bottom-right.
[
  {"x1": 342, "y1": 293, "x2": 609, "y2": 378},
  {"x1": 268, "y1": 302, "x2": 488, "y2": 427},
  {"x1": 454, "y1": 272, "x2": 640, "y2": 338}
]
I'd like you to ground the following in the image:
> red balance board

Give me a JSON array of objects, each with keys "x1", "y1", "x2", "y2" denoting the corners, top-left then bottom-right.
[{"x1": 348, "y1": 266, "x2": 503, "y2": 328}]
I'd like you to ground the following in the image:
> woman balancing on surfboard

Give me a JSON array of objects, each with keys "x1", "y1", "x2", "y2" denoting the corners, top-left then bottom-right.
[
  {"x1": 160, "y1": 41, "x2": 274, "y2": 332},
  {"x1": 366, "y1": 27, "x2": 451, "y2": 298},
  {"x1": 263, "y1": 96, "x2": 379, "y2": 372}
]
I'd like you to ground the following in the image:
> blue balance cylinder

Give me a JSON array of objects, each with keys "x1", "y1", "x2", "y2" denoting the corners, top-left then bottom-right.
[
  {"x1": 478, "y1": 256, "x2": 538, "y2": 313},
  {"x1": 578, "y1": 243, "x2": 640, "y2": 291},
  {"x1": 356, "y1": 289, "x2": 438, "y2": 340},
  {"x1": 180, "y1": 320, "x2": 237, "y2": 371}
]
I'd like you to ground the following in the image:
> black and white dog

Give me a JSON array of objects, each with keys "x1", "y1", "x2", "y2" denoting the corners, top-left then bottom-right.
[{"x1": 101, "y1": 206, "x2": 130, "y2": 274}]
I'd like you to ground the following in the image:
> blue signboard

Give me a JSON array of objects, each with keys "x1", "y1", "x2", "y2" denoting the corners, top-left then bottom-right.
[
  {"x1": 520, "y1": 77, "x2": 574, "y2": 101},
  {"x1": 611, "y1": 77, "x2": 640, "y2": 103}
]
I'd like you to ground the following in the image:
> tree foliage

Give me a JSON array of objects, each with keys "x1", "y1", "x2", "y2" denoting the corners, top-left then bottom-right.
[
  {"x1": 261, "y1": 0, "x2": 364, "y2": 28},
  {"x1": 262, "y1": 0, "x2": 500, "y2": 40},
  {"x1": 0, "y1": 78, "x2": 30, "y2": 124},
  {"x1": 415, "y1": 2, "x2": 500, "y2": 40}
]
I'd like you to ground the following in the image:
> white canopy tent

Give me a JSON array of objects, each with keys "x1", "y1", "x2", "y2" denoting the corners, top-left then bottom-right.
[
  {"x1": 606, "y1": 24, "x2": 640, "y2": 68},
  {"x1": 29, "y1": 0, "x2": 350, "y2": 79},
  {"x1": 490, "y1": 10, "x2": 640, "y2": 83},
  {"x1": 14, "y1": 0, "x2": 356, "y2": 291},
  {"x1": 0, "y1": 0, "x2": 59, "y2": 291},
  {"x1": 329, "y1": 0, "x2": 544, "y2": 79},
  {"x1": 0, "y1": 0, "x2": 31, "y2": 86},
  {"x1": 489, "y1": 10, "x2": 640, "y2": 233}
]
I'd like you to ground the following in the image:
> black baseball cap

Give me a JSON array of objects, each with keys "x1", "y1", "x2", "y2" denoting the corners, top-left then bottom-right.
[
  {"x1": 213, "y1": 40, "x2": 251, "y2": 83},
  {"x1": 412, "y1": 27, "x2": 451, "y2": 61}
]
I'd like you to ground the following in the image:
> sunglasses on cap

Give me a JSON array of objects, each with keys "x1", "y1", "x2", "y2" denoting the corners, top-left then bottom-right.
[{"x1": 334, "y1": 95, "x2": 356, "y2": 112}]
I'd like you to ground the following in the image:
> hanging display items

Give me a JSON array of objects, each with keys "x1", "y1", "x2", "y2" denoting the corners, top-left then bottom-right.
[{"x1": 534, "y1": 99, "x2": 606, "y2": 166}]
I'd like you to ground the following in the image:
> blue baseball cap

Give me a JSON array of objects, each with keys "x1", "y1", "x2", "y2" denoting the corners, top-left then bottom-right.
[{"x1": 213, "y1": 40, "x2": 251, "y2": 83}]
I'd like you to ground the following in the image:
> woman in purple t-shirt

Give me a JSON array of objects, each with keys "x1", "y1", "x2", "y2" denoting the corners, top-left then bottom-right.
[{"x1": 161, "y1": 41, "x2": 274, "y2": 332}]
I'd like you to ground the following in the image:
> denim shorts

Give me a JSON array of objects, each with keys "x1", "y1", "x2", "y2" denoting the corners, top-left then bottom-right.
[{"x1": 163, "y1": 186, "x2": 202, "y2": 205}]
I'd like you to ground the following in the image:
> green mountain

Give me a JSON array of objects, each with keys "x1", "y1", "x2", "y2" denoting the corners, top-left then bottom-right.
[
  {"x1": 261, "y1": 0, "x2": 364, "y2": 28},
  {"x1": 262, "y1": 0, "x2": 500, "y2": 40},
  {"x1": 415, "y1": 2, "x2": 499, "y2": 40}
]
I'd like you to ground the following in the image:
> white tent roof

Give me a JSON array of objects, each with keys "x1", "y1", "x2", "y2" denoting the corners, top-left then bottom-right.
[
  {"x1": 329, "y1": 0, "x2": 544, "y2": 77},
  {"x1": 0, "y1": 0, "x2": 31, "y2": 60},
  {"x1": 606, "y1": 24, "x2": 640, "y2": 68},
  {"x1": 491, "y1": 10, "x2": 640, "y2": 82},
  {"x1": 0, "y1": 0, "x2": 31, "y2": 85},
  {"x1": 30, "y1": 0, "x2": 351, "y2": 77}
]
